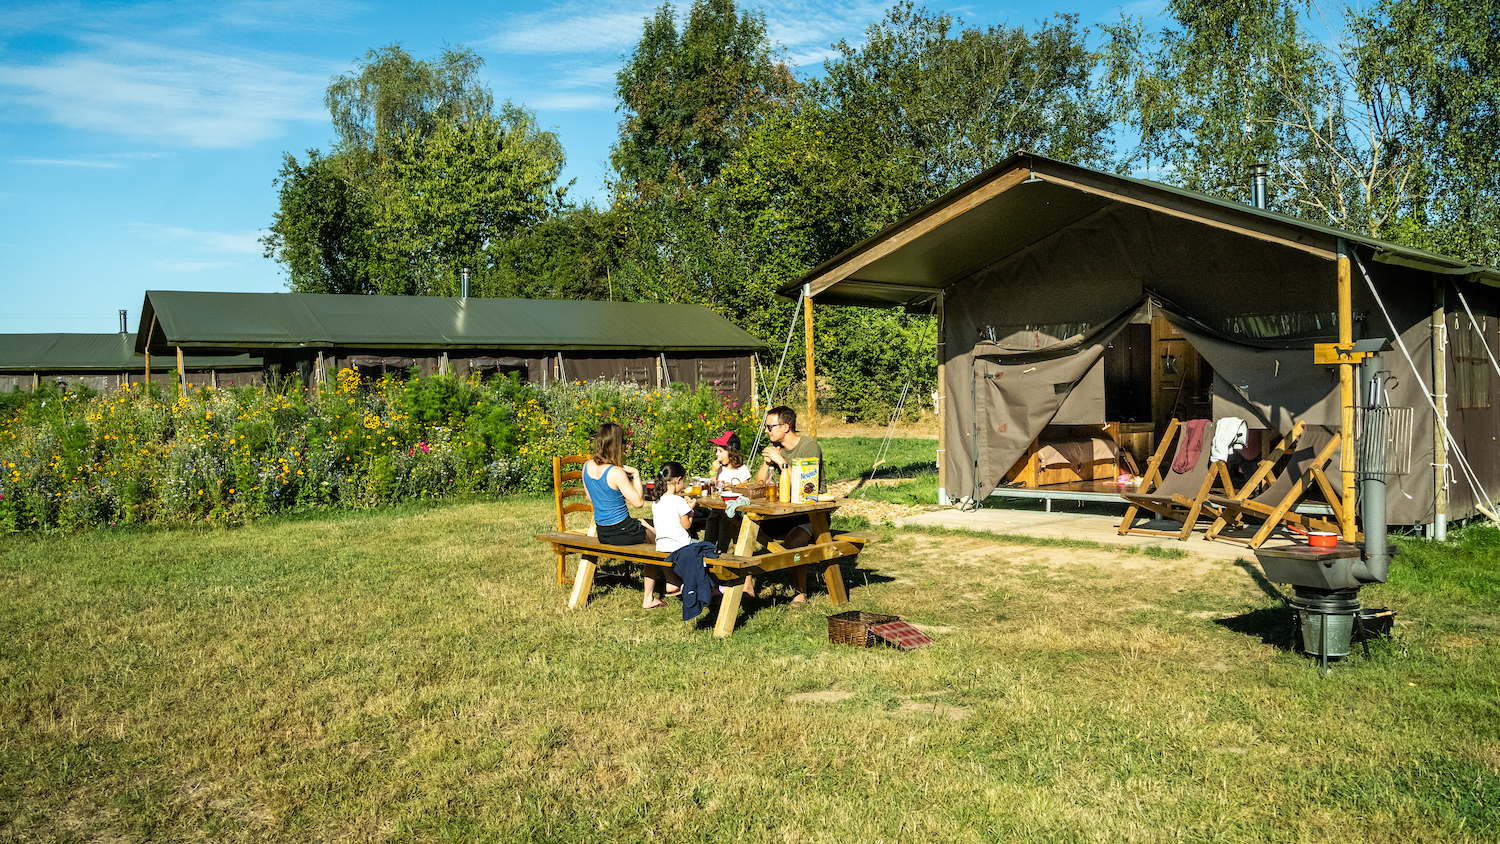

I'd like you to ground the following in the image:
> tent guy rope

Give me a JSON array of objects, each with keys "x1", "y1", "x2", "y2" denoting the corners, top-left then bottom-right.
[{"x1": 1355, "y1": 254, "x2": 1499, "y2": 524}]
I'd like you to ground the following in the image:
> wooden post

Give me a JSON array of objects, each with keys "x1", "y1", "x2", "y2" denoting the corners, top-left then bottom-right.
[
  {"x1": 749, "y1": 354, "x2": 758, "y2": 412},
  {"x1": 804, "y1": 284, "x2": 816, "y2": 438},
  {"x1": 176, "y1": 346, "x2": 185, "y2": 399},
  {"x1": 1337, "y1": 240, "x2": 1357, "y2": 542},
  {"x1": 1432, "y1": 279, "x2": 1449, "y2": 540},
  {"x1": 143, "y1": 314, "x2": 155, "y2": 391},
  {"x1": 936, "y1": 291, "x2": 948, "y2": 505}
]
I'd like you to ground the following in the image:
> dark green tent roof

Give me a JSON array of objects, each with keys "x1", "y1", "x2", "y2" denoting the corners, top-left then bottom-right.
[
  {"x1": 0, "y1": 334, "x2": 260, "y2": 371},
  {"x1": 136, "y1": 292, "x2": 767, "y2": 355},
  {"x1": 793, "y1": 152, "x2": 1500, "y2": 308}
]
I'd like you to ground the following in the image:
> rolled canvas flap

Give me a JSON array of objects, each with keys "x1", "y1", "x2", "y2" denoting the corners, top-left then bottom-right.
[
  {"x1": 970, "y1": 302, "x2": 1145, "y2": 498},
  {"x1": 1162, "y1": 313, "x2": 1341, "y2": 433}
]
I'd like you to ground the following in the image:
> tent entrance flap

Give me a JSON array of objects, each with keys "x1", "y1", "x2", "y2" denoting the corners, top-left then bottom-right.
[
  {"x1": 1161, "y1": 313, "x2": 1342, "y2": 435},
  {"x1": 970, "y1": 303, "x2": 1146, "y2": 500}
]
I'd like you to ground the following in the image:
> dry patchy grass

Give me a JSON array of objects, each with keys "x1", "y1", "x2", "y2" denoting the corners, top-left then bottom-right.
[{"x1": 1, "y1": 497, "x2": 1497, "y2": 843}]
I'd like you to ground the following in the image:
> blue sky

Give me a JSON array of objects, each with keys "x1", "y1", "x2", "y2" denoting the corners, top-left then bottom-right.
[{"x1": 0, "y1": 0, "x2": 1162, "y2": 334}]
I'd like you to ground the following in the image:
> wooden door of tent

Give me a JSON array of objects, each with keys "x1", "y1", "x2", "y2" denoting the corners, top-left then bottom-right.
[{"x1": 1149, "y1": 313, "x2": 1213, "y2": 441}]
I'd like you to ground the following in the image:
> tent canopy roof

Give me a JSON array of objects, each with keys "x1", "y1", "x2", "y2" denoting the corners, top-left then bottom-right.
[
  {"x1": 790, "y1": 153, "x2": 1500, "y2": 308},
  {"x1": 0, "y1": 333, "x2": 258, "y2": 372},
  {"x1": 135, "y1": 292, "x2": 768, "y2": 354}
]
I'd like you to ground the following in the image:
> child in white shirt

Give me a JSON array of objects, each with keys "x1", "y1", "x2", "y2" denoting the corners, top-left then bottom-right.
[
  {"x1": 644, "y1": 461, "x2": 691, "y2": 609},
  {"x1": 705, "y1": 431, "x2": 750, "y2": 550},
  {"x1": 709, "y1": 431, "x2": 751, "y2": 488}
]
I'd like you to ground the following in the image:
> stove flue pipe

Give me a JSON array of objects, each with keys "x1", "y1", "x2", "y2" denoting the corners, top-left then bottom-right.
[{"x1": 1355, "y1": 353, "x2": 1391, "y2": 583}]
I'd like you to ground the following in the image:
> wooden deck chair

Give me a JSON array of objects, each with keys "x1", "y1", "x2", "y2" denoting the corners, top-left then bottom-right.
[
  {"x1": 1118, "y1": 419, "x2": 1236, "y2": 540},
  {"x1": 552, "y1": 454, "x2": 596, "y2": 586},
  {"x1": 1202, "y1": 422, "x2": 1358, "y2": 549}
]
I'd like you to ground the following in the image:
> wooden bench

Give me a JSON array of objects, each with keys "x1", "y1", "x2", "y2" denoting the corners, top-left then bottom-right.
[{"x1": 533, "y1": 530, "x2": 867, "y2": 637}]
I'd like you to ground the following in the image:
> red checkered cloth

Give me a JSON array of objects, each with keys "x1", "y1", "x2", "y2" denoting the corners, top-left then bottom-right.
[{"x1": 869, "y1": 620, "x2": 934, "y2": 649}]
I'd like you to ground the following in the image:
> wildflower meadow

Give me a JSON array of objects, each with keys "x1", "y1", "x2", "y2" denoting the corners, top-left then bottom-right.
[{"x1": 0, "y1": 372, "x2": 757, "y2": 534}]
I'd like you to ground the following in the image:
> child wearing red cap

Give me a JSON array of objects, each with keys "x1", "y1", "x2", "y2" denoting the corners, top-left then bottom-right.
[
  {"x1": 704, "y1": 431, "x2": 750, "y2": 551},
  {"x1": 709, "y1": 431, "x2": 751, "y2": 489}
]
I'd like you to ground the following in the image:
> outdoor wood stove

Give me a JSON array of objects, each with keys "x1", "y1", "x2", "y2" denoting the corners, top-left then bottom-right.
[{"x1": 1253, "y1": 347, "x2": 1408, "y2": 674}]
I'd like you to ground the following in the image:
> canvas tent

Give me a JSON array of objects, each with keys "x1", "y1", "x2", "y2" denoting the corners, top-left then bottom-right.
[
  {"x1": 791, "y1": 153, "x2": 1500, "y2": 530},
  {"x1": 134, "y1": 292, "x2": 767, "y2": 403},
  {"x1": 0, "y1": 333, "x2": 261, "y2": 393}
]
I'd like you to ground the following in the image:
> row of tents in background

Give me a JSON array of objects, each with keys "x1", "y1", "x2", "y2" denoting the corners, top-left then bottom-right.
[{"x1": 0, "y1": 294, "x2": 768, "y2": 405}]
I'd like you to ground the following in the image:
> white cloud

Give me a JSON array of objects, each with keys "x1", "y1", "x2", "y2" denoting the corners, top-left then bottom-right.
[
  {"x1": 12, "y1": 158, "x2": 123, "y2": 168},
  {"x1": 147, "y1": 226, "x2": 264, "y2": 255},
  {"x1": 483, "y1": 2, "x2": 665, "y2": 56},
  {"x1": 216, "y1": 0, "x2": 368, "y2": 32},
  {"x1": 0, "y1": 37, "x2": 329, "y2": 148},
  {"x1": 155, "y1": 260, "x2": 236, "y2": 272}
]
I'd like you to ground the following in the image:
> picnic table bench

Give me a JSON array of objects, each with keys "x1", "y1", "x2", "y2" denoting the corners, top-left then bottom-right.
[{"x1": 535, "y1": 455, "x2": 870, "y2": 637}]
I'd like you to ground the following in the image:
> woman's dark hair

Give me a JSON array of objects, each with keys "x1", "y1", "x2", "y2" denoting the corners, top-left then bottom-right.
[
  {"x1": 719, "y1": 442, "x2": 745, "y2": 470},
  {"x1": 591, "y1": 422, "x2": 624, "y2": 466},
  {"x1": 649, "y1": 461, "x2": 687, "y2": 501}
]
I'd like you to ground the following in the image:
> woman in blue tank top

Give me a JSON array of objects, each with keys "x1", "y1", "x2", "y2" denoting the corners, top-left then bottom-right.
[
  {"x1": 585, "y1": 423, "x2": 675, "y2": 608},
  {"x1": 583, "y1": 423, "x2": 655, "y2": 545}
]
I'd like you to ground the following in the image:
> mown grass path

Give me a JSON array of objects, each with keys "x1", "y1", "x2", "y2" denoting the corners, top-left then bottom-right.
[{"x1": 2, "y1": 496, "x2": 1497, "y2": 842}]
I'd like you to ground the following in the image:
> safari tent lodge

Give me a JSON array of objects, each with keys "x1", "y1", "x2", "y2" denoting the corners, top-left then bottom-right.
[{"x1": 792, "y1": 153, "x2": 1500, "y2": 533}]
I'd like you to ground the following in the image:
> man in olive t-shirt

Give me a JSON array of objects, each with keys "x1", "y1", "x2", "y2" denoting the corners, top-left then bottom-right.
[{"x1": 753, "y1": 405, "x2": 822, "y2": 602}]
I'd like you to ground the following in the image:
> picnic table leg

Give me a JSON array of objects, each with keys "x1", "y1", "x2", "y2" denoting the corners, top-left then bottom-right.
[
  {"x1": 568, "y1": 553, "x2": 599, "y2": 609},
  {"x1": 809, "y1": 511, "x2": 833, "y2": 545},
  {"x1": 807, "y1": 511, "x2": 842, "y2": 601},
  {"x1": 823, "y1": 558, "x2": 849, "y2": 606},
  {"x1": 732, "y1": 515, "x2": 763, "y2": 556},
  {"x1": 714, "y1": 576, "x2": 748, "y2": 638}
]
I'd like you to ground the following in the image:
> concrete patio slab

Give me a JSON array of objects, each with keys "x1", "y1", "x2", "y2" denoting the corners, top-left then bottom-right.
[{"x1": 894, "y1": 508, "x2": 1307, "y2": 562}]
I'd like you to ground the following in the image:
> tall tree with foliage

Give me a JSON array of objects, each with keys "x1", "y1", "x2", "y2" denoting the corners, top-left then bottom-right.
[
  {"x1": 325, "y1": 44, "x2": 494, "y2": 159},
  {"x1": 263, "y1": 45, "x2": 570, "y2": 294},
  {"x1": 372, "y1": 106, "x2": 568, "y2": 294},
  {"x1": 262, "y1": 150, "x2": 379, "y2": 295},
  {"x1": 611, "y1": 0, "x2": 796, "y2": 202},
  {"x1": 815, "y1": 2, "x2": 1111, "y2": 201},
  {"x1": 1349, "y1": 0, "x2": 1500, "y2": 264},
  {"x1": 1101, "y1": 0, "x2": 1325, "y2": 204},
  {"x1": 1103, "y1": 0, "x2": 1499, "y2": 257}
]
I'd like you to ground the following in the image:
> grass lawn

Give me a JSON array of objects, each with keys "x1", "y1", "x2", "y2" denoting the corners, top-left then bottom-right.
[{"x1": 2, "y1": 489, "x2": 1498, "y2": 841}]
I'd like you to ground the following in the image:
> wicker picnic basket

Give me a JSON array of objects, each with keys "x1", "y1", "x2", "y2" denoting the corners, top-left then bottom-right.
[
  {"x1": 827, "y1": 611, "x2": 900, "y2": 647},
  {"x1": 726, "y1": 482, "x2": 770, "y2": 500}
]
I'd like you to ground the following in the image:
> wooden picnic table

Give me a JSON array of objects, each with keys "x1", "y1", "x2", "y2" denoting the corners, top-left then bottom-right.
[{"x1": 537, "y1": 495, "x2": 868, "y2": 637}]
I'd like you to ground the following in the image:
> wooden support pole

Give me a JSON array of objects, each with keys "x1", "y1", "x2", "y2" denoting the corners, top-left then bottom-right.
[
  {"x1": 176, "y1": 346, "x2": 185, "y2": 399},
  {"x1": 804, "y1": 284, "x2": 816, "y2": 439},
  {"x1": 1337, "y1": 240, "x2": 1357, "y2": 542},
  {"x1": 143, "y1": 314, "x2": 155, "y2": 391},
  {"x1": 1432, "y1": 279, "x2": 1449, "y2": 540},
  {"x1": 936, "y1": 291, "x2": 948, "y2": 505},
  {"x1": 749, "y1": 354, "x2": 758, "y2": 413}
]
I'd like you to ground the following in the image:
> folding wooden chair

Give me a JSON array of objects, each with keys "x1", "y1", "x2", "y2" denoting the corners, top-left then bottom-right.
[
  {"x1": 1203, "y1": 422, "x2": 1358, "y2": 549},
  {"x1": 1118, "y1": 418, "x2": 1236, "y2": 540},
  {"x1": 552, "y1": 454, "x2": 595, "y2": 586}
]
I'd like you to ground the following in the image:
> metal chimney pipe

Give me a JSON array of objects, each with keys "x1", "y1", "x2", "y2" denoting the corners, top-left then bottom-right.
[
  {"x1": 461, "y1": 268, "x2": 470, "y2": 300},
  {"x1": 1250, "y1": 163, "x2": 1269, "y2": 209},
  {"x1": 1356, "y1": 353, "x2": 1391, "y2": 584},
  {"x1": 119, "y1": 309, "x2": 128, "y2": 334}
]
